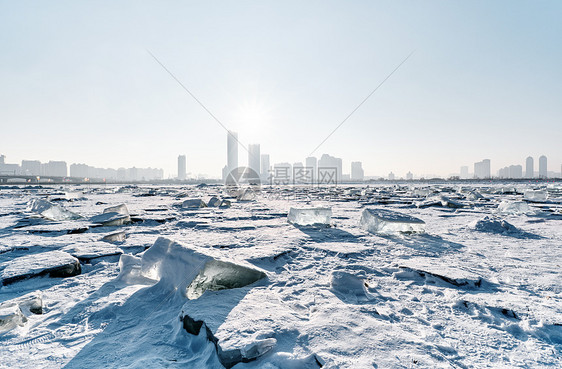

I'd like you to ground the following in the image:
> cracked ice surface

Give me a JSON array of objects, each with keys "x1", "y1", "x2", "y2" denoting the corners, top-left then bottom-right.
[{"x1": 0, "y1": 183, "x2": 561, "y2": 368}]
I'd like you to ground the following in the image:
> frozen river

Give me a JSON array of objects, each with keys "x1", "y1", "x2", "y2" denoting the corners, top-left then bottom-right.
[{"x1": 0, "y1": 183, "x2": 561, "y2": 368}]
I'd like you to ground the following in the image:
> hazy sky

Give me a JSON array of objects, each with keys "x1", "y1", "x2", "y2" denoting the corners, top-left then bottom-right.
[{"x1": 1, "y1": 1, "x2": 561, "y2": 178}]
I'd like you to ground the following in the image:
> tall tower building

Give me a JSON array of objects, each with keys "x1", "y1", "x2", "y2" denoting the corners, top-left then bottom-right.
[
  {"x1": 248, "y1": 144, "x2": 260, "y2": 176},
  {"x1": 525, "y1": 156, "x2": 534, "y2": 178},
  {"x1": 177, "y1": 155, "x2": 187, "y2": 180},
  {"x1": 260, "y1": 154, "x2": 270, "y2": 181},
  {"x1": 474, "y1": 159, "x2": 491, "y2": 179},
  {"x1": 227, "y1": 131, "x2": 238, "y2": 175},
  {"x1": 460, "y1": 166, "x2": 469, "y2": 179},
  {"x1": 539, "y1": 155, "x2": 547, "y2": 178},
  {"x1": 305, "y1": 157, "x2": 317, "y2": 183},
  {"x1": 351, "y1": 162, "x2": 364, "y2": 181}
]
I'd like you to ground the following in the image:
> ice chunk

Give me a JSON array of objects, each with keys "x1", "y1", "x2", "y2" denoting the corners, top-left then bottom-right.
[
  {"x1": 207, "y1": 196, "x2": 222, "y2": 207},
  {"x1": 412, "y1": 188, "x2": 431, "y2": 197},
  {"x1": 101, "y1": 231, "x2": 126, "y2": 243},
  {"x1": 1, "y1": 250, "x2": 81, "y2": 285},
  {"x1": 139, "y1": 237, "x2": 265, "y2": 297},
  {"x1": 0, "y1": 304, "x2": 27, "y2": 332},
  {"x1": 360, "y1": 208, "x2": 425, "y2": 235},
  {"x1": 103, "y1": 204, "x2": 129, "y2": 215},
  {"x1": 90, "y1": 212, "x2": 131, "y2": 226},
  {"x1": 182, "y1": 198, "x2": 207, "y2": 209},
  {"x1": 524, "y1": 190, "x2": 548, "y2": 202},
  {"x1": 27, "y1": 198, "x2": 81, "y2": 221},
  {"x1": 186, "y1": 259, "x2": 266, "y2": 300},
  {"x1": 237, "y1": 188, "x2": 257, "y2": 201},
  {"x1": 287, "y1": 207, "x2": 332, "y2": 226},
  {"x1": 473, "y1": 215, "x2": 518, "y2": 234},
  {"x1": 497, "y1": 200, "x2": 535, "y2": 215}
]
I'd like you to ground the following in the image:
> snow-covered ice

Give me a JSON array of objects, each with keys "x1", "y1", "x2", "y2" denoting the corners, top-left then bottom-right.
[{"x1": 0, "y1": 183, "x2": 561, "y2": 368}]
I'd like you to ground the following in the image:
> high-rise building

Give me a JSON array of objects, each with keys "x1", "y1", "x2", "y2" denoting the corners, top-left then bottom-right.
[
  {"x1": 351, "y1": 162, "x2": 364, "y2": 181},
  {"x1": 318, "y1": 154, "x2": 342, "y2": 183},
  {"x1": 21, "y1": 160, "x2": 41, "y2": 176},
  {"x1": 509, "y1": 165, "x2": 522, "y2": 179},
  {"x1": 260, "y1": 154, "x2": 270, "y2": 181},
  {"x1": 0, "y1": 155, "x2": 5, "y2": 165},
  {"x1": 539, "y1": 155, "x2": 547, "y2": 178},
  {"x1": 248, "y1": 144, "x2": 260, "y2": 176},
  {"x1": 460, "y1": 166, "x2": 469, "y2": 179},
  {"x1": 227, "y1": 131, "x2": 238, "y2": 176},
  {"x1": 474, "y1": 159, "x2": 491, "y2": 179},
  {"x1": 43, "y1": 161, "x2": 67, "y2": 177},
  {"x1": 177, "y1": 155, "x2": 187, "y2": 180},
  {"x1": 525, "y1": 156, "x2": 534, "y2": 178},
  {"x1": 305, "y1": 157, "x2": 317, "y2": 183},
  {"x1": 406, "y1": 171, "x2": 413, "y2": 180},
  {"x1": 388, "y1": 172, "x2": 395, "y2": 180}
]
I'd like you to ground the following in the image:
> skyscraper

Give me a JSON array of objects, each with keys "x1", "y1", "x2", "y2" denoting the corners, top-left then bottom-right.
[
  {"x1": 227, "y1": 131, "x2": 238, "y2": 176},
  {"x1": 260, "y1": 154, "x2": 270, "y2": 181},
  {"x1": 474, "y1": 159, "x2": 491, "y2": 179},
  {"x1": 177, "y1": 155, "x2": 186, "y2": 180},
  {"x1": 351, "y1": 162, "x2": 364, "y2": 181},
  {"x1": 248, "y1": 144, "x2": 260, "y2": 176},
  {"x1": 460, "y1": 166, "x2": 469, "y2": 179},
  {"x1": 539, "y1": 155, "x2": 547, "y2": 178},
  {"x1": 305, "y1": 156, "x2": 317, "y2": 183},
  {"x1": 525, "y1": 156, "x2": 534, "y2": 178}
]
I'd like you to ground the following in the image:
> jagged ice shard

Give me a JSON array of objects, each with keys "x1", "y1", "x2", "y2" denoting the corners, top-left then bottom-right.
[
  {"x1": 27, "y1": 198, "x2": 81, "y2": 221},
  {"x1": 360, "y1": 208, "x2": 425, "y2": 235},
  {"x1": 287, "y1": 207, "x2": 332, "y2": 226}
]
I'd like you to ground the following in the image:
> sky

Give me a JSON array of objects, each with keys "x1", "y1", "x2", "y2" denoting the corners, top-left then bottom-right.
[{"x1": 1, "y1": 0, "x2": 561, "y2": 178}]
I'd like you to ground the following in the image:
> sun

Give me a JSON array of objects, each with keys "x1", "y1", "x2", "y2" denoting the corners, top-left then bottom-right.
[{"x1": 232, "y1": 97, "x2": 272, "y2": 143}]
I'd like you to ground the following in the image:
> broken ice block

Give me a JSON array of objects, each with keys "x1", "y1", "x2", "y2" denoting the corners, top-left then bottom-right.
[
  {"x1": 237, "y1": 188, "x2": 257, "y2": 201},
  {"x1": 139, "y1": 237, "x2": 266, "y2": 298},
  {"x1": 181, "y1": 199, "x2": 207, "y2": 209},
  {"x1": 1, "y1": 250, "x2": 81, "y2": 286},
  {"x1": 524, "y1": 190, "x2": 548, "y2": 202},
  {"x1": 186, "y1": 259, "x2": 266, "y2": 300},
  {"x1": 497, "y1": 200, "x2": 535, "y2": 215},
  {"x1": 28, "y1": 198, "x2": 81, "y2": 221},
  {"x1": 287, "y1": 207, "x2": 332, "y2": 226},
  {"x1": 360, "y1": 208, "x2": 425, "y2": 235},
  {"x1": 0, "y1": 304, "x2": 27, "y2": 332},
  {"x1": 103, "y1": 204, "x2": 129, "y2": 215},
  {"x1": 90, "y1": 204, "x2": 131, "y2": 226}
]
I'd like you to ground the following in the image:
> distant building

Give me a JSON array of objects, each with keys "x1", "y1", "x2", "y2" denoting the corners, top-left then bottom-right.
[
  {"x1": 42, "y1": 161, "x2": 67, "y2": 177},
  {"x1": 474, "y1": 159, "x2": 491, "y2": 179},
  {"x1": 248, "y1": 144, "x2": 260, "y2": 176},
  {"x1": 460, "y1": 166, "x2": 469, "y2": 179},
  {"x1": 260, "y1": 154, "x2": 270, "y2": 181},
  {"x1": 227, "y1": 131, "x2": 238, "y2": 175},
  {"x1": 21, "y1": 160, "x2": 41, "y2": 176},
  {"x1": 406, "y1": 171, "x2": 413, "y2": 180},
  {"x1": 388, "y1": 172, "x2": 395, "y2": 180},
  {"x1": 273, "y1": 162, "x2": 292, "y2": 185},
  {"x1": 509, "y1": 165, "x2": 522, "y2": 179},
  {"x1": 305, "y1": 156, "x2": 317, "y2": 183},
  {"x1": 177, "y1": 155, "x2": 187, "y2": 180},
  {"x1": 351, "y1": 162, "x2": 364, "y2": 181},
  {"x1": 525, "y1": 156, "x2": 534, "y2": 178},
  {"x1": 539, "y1": 155, "x2": 547, "y2": 178},
  {"x1": 318, "y1": 154, "x2": 342, "y2": 183},
  {"x1": 0, "y1": 155, "x2": 5, "y2": 165}
]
